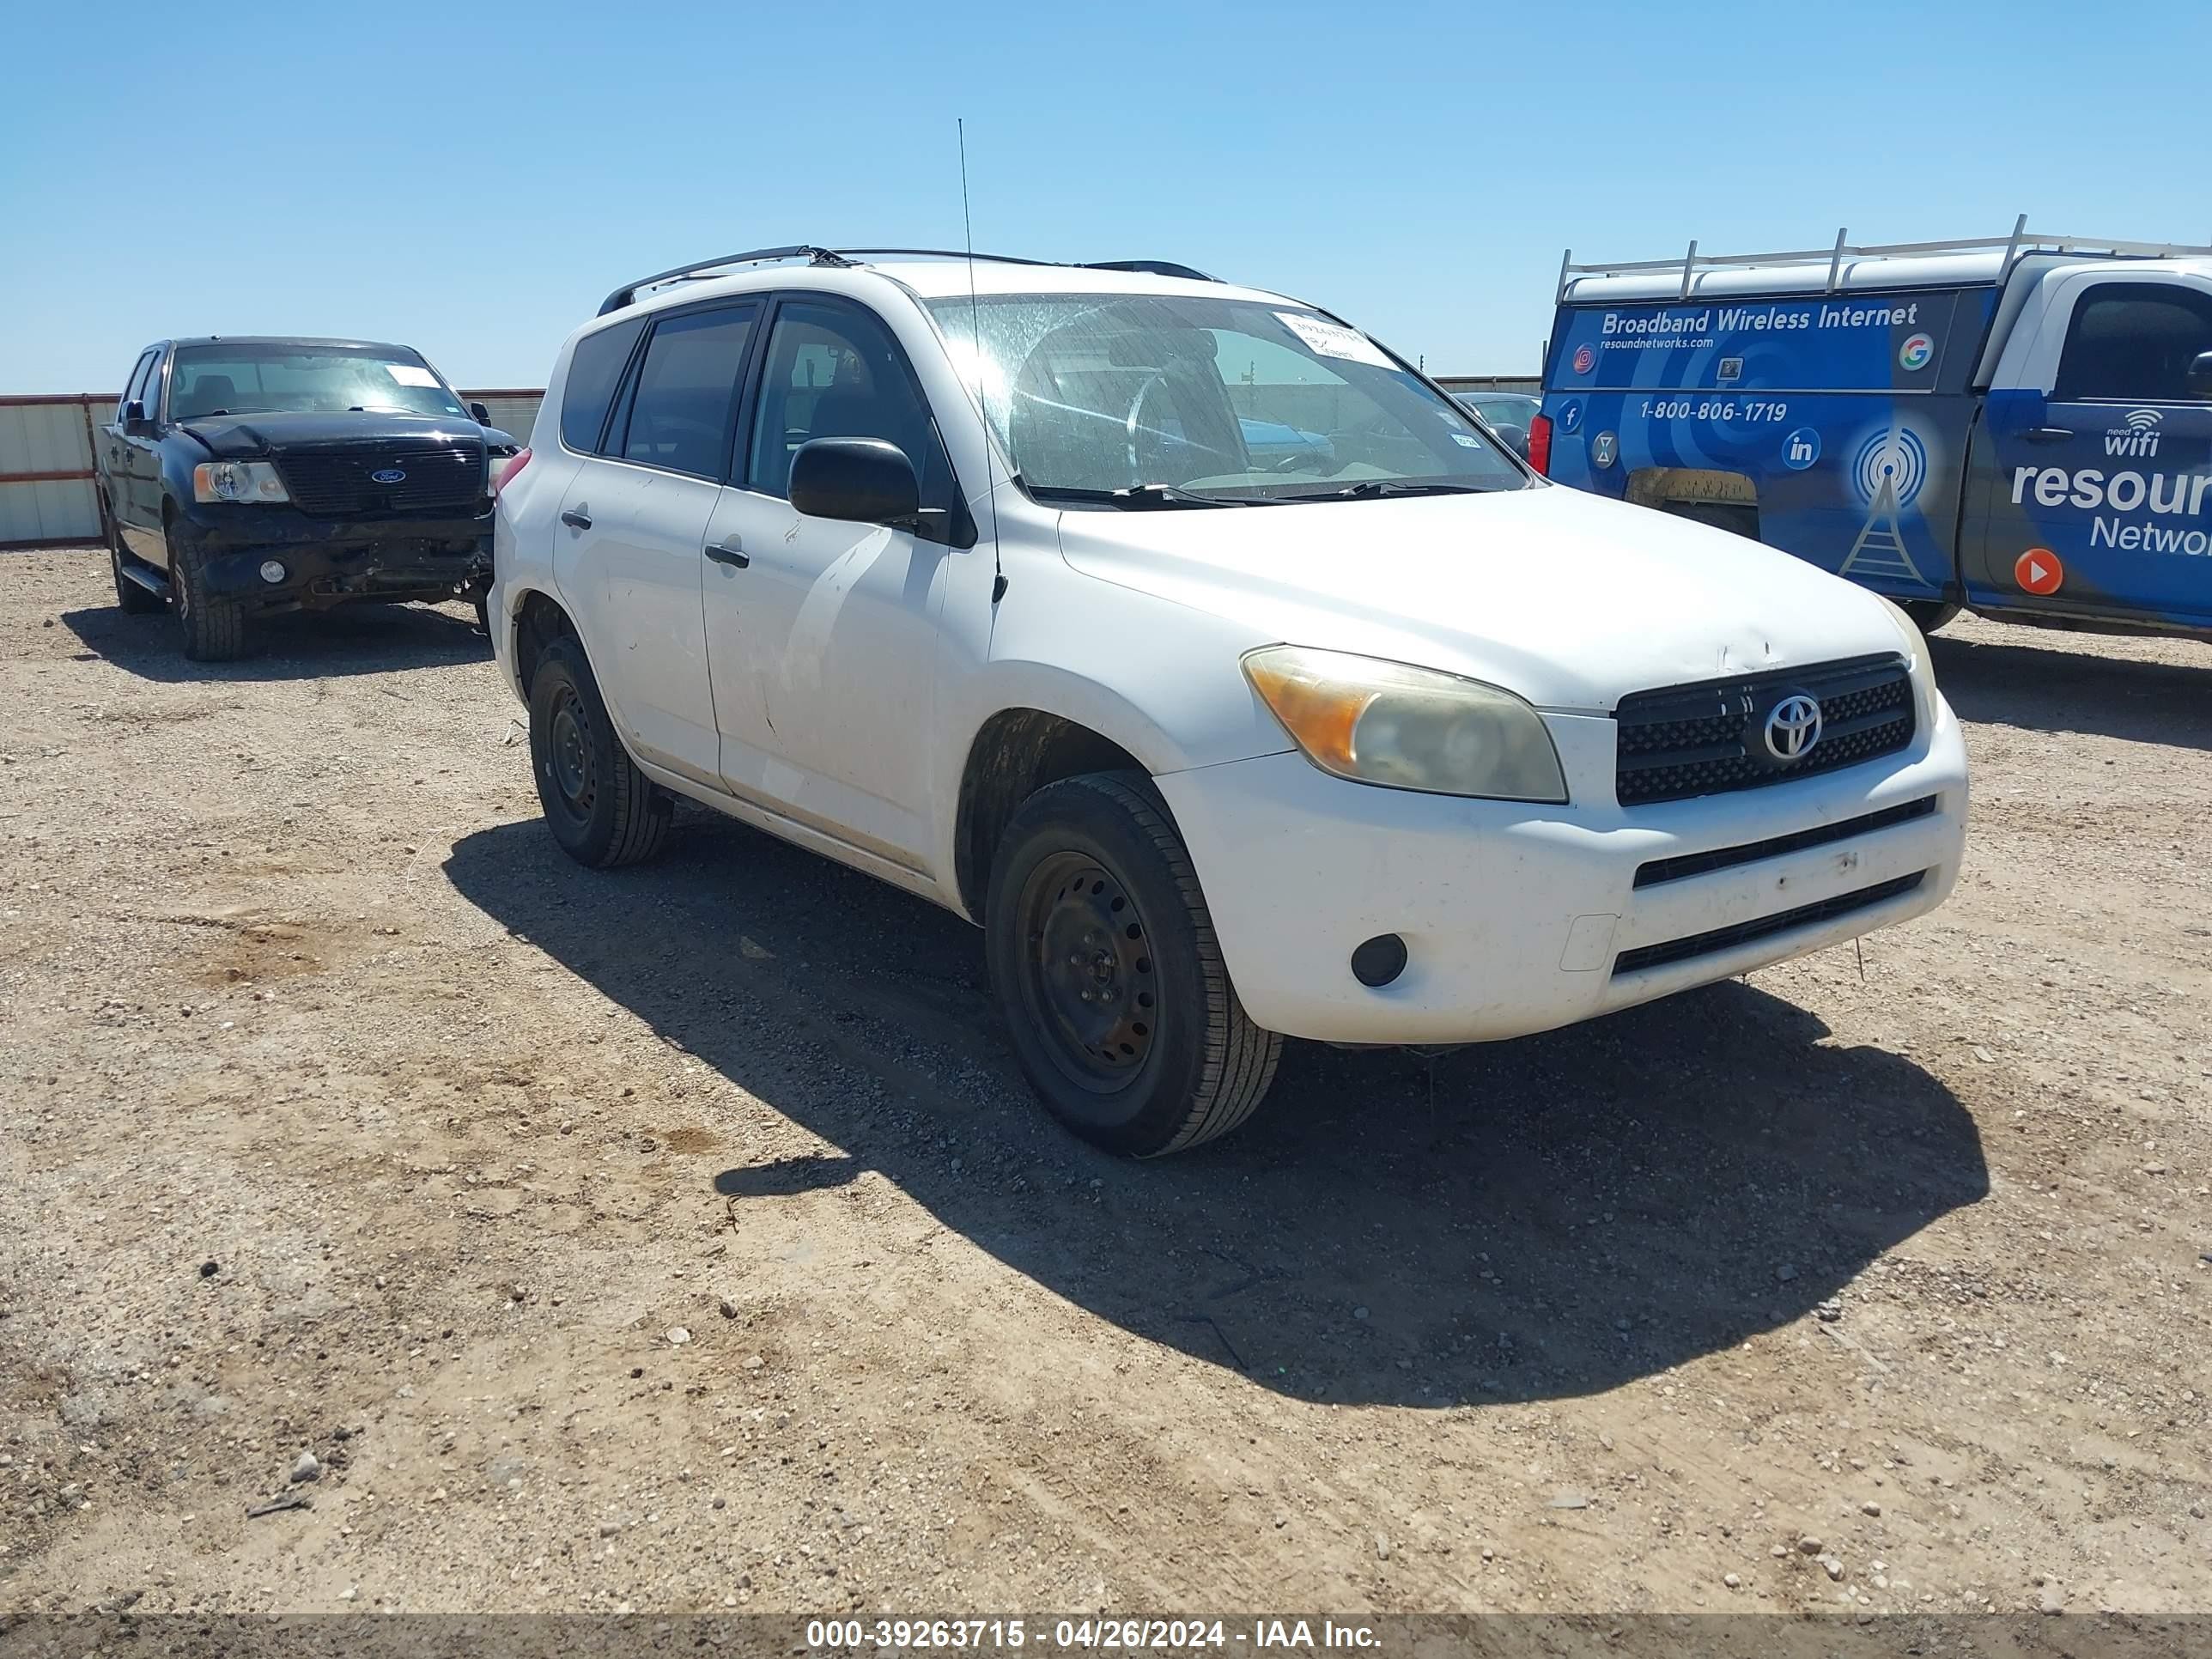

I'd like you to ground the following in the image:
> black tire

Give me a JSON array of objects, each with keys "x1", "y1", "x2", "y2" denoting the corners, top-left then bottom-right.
[
  {"x1": 108, "y1": 516, "x2": 161, "y2": 616},
  {"x1": 172, "y1": 534, "x2": 246, "y2": 661},
  {"x1": 527, "y1": 634, "x2": 672, "y2": 868},
  {"x1": 985, "y1": 771, "x2": 1281, "y2": 1157},
  {"x1": 1660, "y1": 499, "x2": 1760, "y2": 540},
  {"x1": 1899, "y1": 599, "x2": 1960, "y2": 635}
]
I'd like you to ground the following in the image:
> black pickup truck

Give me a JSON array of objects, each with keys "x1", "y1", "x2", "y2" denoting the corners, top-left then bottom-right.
[{"x1": 96, "y1": 337, "x2": 514, "y2": 659}]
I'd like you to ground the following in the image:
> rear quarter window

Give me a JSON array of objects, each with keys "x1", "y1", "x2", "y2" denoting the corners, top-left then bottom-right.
[{"x1": 561, "y1": 317, "x2": 646, "y2": 453}]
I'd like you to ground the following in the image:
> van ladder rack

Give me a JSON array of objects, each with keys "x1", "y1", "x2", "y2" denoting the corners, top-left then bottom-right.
[
  {"x1": 1554, "y1": 216, "x2": 2212, "y2": 303},
  {"x1": 600, "y1": 248, "x2": 1220, "y2": 314}
]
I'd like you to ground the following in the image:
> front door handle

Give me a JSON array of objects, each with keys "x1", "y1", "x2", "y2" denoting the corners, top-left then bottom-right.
[
  {"x1": 706, "y1": 538, "x2": 750, "y2": 569},
  {"x1": 2022, "y1": 426, "x2": 2075, "y2": 444},
  {"x1": 560, "y1": 507, "x2": 592, "y2": 530}
]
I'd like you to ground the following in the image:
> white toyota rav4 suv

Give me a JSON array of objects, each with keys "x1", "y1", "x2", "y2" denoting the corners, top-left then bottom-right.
[{"x1": 490, "y1": 246, "x2": 1968, "y2": 1157}]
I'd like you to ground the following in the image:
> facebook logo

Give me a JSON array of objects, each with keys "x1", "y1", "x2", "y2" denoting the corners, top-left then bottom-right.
[{"x1": 1782, "y1": 428, "x2": 1822, "y2": 471}]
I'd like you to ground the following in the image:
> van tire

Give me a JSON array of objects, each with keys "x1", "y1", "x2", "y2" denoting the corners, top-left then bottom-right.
[
  {"x1": 527, "y1": 635, "x2": 673, "y2": 869},
  {"x1": 1659, "y1": 499, "x2": 1760, "y2": 540},
  {"x1": 173, "y1": 538, "x2": 246, "y2": 660},
  {"x1": 985, "y1": 771, "x2": 1281, "y2": 1157},
  {"x1": 1899, "y1": 599, "x2": 1960, "y2": 635}
]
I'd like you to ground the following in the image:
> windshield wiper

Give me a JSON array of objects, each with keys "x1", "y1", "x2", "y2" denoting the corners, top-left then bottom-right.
[
  {"x1": 1030, "y1": 483, "x2": 1273, "y2": 509},
  {"x1": 1308, "y1": 480, "x2": 1503, "y2": 501}
]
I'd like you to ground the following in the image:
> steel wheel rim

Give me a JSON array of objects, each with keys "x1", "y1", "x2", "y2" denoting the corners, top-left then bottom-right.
[
  {"x1": 1015, "y1": 850, "x2": 1158, "y2": 1094},
  {"x1": 546, "y1": 686, "x2": 596, "y2": 820}
]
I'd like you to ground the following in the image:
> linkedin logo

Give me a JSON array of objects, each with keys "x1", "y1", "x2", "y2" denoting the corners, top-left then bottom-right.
[{"x1": 1782, "y1": 428, "x2": 1822, "y2": 471}]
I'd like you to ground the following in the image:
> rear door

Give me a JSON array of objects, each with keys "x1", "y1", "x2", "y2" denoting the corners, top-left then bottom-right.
[
  {"x1": 1966, "y1": 275, "x2": 2212, "y2": 626},
  {"x1": 554, "y1": 300, "x2": 761, "y2": 787}
]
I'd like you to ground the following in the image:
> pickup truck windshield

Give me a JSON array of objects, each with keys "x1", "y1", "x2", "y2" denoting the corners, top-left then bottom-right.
[
  {"x1": 927, "y1": 294, "x2": 1527, "y2": 504},
  {"x1": 167, "y1": 344, "x2": 467, "y2": 422}
]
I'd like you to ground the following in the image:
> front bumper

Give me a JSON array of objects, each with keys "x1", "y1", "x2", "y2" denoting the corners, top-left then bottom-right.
[
  {"x1": 173, "y1": 501, "x2": 493, "y2": 607},
  {"x1": 1157, "y1": 694, "x2": 1969, "y2": 1045}
]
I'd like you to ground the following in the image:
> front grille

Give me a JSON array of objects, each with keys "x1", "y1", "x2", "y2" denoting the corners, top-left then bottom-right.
[
  {"x1": 276, "y1": 444, "x2": 485, "y2": 516},
  {"x1": 1614, "y1": 654, "x2": 1914, "y2": 806},
  {"x1": 1612, "y1": 870, "x2": 1927, "y2": 976},
  {"x1": 1632, "y1": 795, "x2": 1939, "y2": 889}
]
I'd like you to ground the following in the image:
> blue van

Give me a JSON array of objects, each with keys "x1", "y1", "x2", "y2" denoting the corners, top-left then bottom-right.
[{"x1": 1534, "y1": 223, "x2": 2212, "y2": 637}]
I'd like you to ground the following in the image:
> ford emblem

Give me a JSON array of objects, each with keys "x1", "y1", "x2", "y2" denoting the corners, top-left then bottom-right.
[{"x1": 369, "y1": 467, "x2": 408, "y2": 484}]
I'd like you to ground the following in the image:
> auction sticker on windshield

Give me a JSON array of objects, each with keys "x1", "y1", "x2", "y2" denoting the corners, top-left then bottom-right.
[
  {"x1": 386, "y1": 364, "x2": 441, "y2": 386},
  {"x1": 1274, "y1": 313, "x2": 1394, "y2": 368}
]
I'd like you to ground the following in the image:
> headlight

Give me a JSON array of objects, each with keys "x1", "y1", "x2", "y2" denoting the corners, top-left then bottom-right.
[
  {"x1": 1242, "y1": 645, "x2": 1568, "y2": 803},
  {"x1": 192, "y1": 461, "x2": 289, "y2": 504}
]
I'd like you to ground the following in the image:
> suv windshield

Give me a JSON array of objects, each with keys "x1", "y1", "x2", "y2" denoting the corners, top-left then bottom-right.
[
  {"x1": 927, "y1": 293, "x2": 1527, "y2": 504},
  {"x1": 167, "y1": 344, "x2": 467, "y2": 422}
]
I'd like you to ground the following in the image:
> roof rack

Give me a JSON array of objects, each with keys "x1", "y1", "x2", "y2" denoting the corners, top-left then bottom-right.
[
  {"x1": 599, "y1": 247, "x2": 1220, "y2": 314},
  {"x1": 1555, "y1": 216, "x2": 2212, "y2": 303}
]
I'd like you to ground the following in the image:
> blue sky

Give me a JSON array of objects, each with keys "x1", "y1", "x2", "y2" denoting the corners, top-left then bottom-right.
[{"x1": 2, "y1": 1, "x2": 2207, "y2": 392}]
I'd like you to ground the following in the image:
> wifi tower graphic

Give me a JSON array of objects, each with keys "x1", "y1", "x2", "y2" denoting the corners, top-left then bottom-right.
[{"x1": 1838, "y1": 425, "x2": 1932, "y2": 585}]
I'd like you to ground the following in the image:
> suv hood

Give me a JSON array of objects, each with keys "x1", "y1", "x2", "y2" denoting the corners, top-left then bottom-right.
[
  {"x1": 1053, "y1": 484, "x2": 1916, "y2": 711},
  {"x1": 178, "y1": 410, "x2": 489, "y2": 459}
]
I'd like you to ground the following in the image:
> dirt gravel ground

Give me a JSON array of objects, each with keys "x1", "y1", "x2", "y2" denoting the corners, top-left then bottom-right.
[{"x1": 1, "y1": 544, "x2": 2206, "y2": 1620}]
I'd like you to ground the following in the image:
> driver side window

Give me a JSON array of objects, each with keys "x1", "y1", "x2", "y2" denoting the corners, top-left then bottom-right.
[
  {"x1": 2054, "y1": 283, "x2": 2212, "y2": 403},
  {"x1": 744, "y1": 299, "x2": 952, "y2": 507}
]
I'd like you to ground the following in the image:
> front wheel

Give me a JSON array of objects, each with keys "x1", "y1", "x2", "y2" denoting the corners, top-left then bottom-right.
[
  {"x1": 173, "y1": 536, "x2": 246, "y2": 660},
  {"x1": 985, "y1": 772, "x2": 1281, "y2": 1157},
  {"x1": 1899, "y1": 599, "x2": 1960, "y2": 635},
  {"x1": 527, "y1": 634, "x2": 672, "y2": 868}
]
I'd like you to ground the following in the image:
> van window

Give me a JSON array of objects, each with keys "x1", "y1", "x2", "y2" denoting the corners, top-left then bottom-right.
[
  {"x1": 560, "y1": 316, "x2": 646, "y2": 453},
  {"x1": 2054, "y1": 284, "x2": 2212, "y2": 403},
  {"x1": 610, "y1": 304, "x2": 758, "y2": 478},
  {"x1": 745, "y1": 299, "x2": 951, "y2": 502}
]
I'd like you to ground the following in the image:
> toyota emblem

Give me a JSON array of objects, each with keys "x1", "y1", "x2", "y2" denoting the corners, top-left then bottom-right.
[{"x1": 1762, "y1": 693, "x2": 1823, "y2": 763}]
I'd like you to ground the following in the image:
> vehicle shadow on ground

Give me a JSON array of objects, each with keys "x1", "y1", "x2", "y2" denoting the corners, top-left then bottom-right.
[
  {"x1": 58, "y1": 602, "x2": 488, "y2": 683},
  {"x1": 446, "y1": 811, "x2": 1987, "y2": 1408},
  {"x1": 1931, "y1": 632, "x2": 2212, "y2": 750}
]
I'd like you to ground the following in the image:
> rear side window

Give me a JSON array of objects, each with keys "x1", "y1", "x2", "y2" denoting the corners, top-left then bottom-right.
[
  {"x1": 611, "y1": 304, "x2": 758, "y2": 478},
  {"x1": 2054, "y1": 284, "x2": 2212, "y2": 403},
  {"x1": 560, "y1": 317, "x2": 646, "y2": 453}
]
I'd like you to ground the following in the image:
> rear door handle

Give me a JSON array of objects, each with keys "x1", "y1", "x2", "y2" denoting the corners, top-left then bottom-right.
[
  {"x1": 560, "y1": 507, "x2": 592, "y2": 530},
  {"x1": 2023, "y1": 426, "x2": 2074, "y2": 444},
  {"x1": 706, "y1": 538, "x2": 749, "y2": 569}
]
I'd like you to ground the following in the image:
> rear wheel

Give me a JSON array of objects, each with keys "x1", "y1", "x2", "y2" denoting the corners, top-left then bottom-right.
[
  {"x1": 108, "y1": 515, "x2": 161, "y2": 616},
  {"x1": 527, "y1": 634, "x2": 672, "y2": 868},
  {"x1": 986, "y1": 772, "x2": 1280, "y2": 1157},
  {"x1": 172, "y1": 535, "x2": 246, "y2": 660},
  {"x1": 1899, "y1": 599, "x2": 1960, "y2": 635},
  {"x1": 1659, "y1": 499, "x2": 1760, "y2": 540}
]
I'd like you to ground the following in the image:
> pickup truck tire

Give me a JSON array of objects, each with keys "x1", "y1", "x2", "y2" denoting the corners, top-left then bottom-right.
[
  {"x1": 172, "y1": 538, "x2": 246, "y2": 661},
  {"x1": 108, "y1": 522, "x2": 161, "y2": 616},
  {"x1": 1899, "y1": 599, "x2": 1960, "y2": 635},
  {"x1": 986, "y1": 772, "x2": 1281, "y2": 1157},
  {"x1": 527, "y1": 635, "x2": 672, "y2": 869}
]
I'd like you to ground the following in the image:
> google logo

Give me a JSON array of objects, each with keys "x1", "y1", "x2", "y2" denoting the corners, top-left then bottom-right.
[{"x1": 1899, "y1": 333, "x2": 1935, "y2": 372}]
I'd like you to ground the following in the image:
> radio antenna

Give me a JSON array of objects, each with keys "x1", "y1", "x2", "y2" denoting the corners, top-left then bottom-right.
[{"x1": 959, "y1": 118, "x2": 1006, "y2": 605}]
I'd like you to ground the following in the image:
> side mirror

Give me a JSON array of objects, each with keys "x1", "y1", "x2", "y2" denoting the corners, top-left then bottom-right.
[
  {"x1": 2187, "y1": 350, "x2": 2212, "y2": 401},
  {"x1": 1494, "y1": 423, "x2": 1531, "y2": 460},
  {"x1": 469, "y1": 401, "x2": 493, "y2": 425},
  {"x1": 123, "y1": 398, "x2": 152, "y2": 435},
  {"x1": 788, "y1": 436, "x2": 921, "y2": 526}
]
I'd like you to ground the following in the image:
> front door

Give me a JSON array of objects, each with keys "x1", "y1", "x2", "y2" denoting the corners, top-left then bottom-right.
[
  {"x1": 555, "y1": 301, "x2": 761, "y2": 787},
  {"x1": 120, "y1": 349, "x2": 168, "y2": 562},
  {"x1": 700, "y1": 294, "x2": 960, "y2": 871},
  {"x1": 1967, "y1": 277, "x2": 2212, "y2": 627}
]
